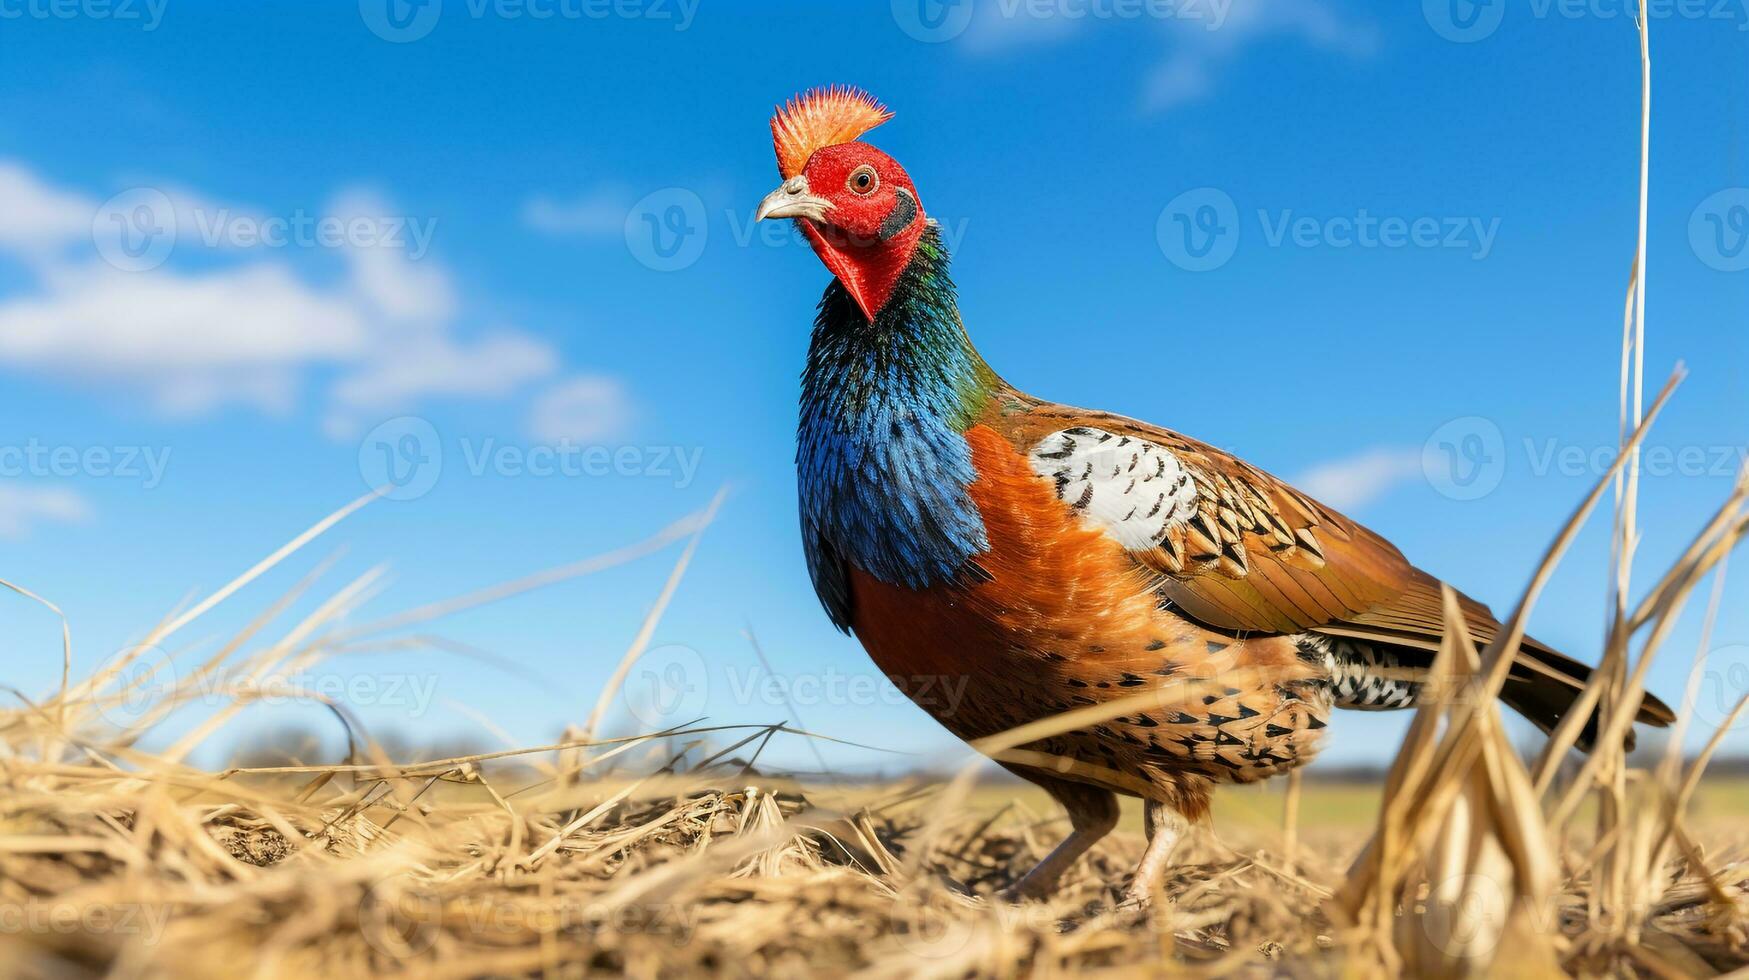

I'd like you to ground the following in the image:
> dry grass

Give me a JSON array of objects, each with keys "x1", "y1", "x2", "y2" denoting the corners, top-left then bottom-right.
[
  {"x1": 6, "y1": 11, "x2": 1749, "y2": 980},
  {"x1": 0, "y1": 701, "x2": 1744, "y2": 978}
]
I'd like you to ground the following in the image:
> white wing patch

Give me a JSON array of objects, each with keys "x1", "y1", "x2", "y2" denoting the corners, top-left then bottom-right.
[{"x1": 1029, "y1": 427, "x2": 1200, "y2": 552}]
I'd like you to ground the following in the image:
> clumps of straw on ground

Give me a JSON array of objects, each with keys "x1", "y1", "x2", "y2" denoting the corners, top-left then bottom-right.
[{"x1": 0, "y1": 678, "x2": 1744, "y2": 979}]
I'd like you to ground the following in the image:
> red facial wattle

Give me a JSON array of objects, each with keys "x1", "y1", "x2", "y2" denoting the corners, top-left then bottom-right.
[{"x1": 799, "y1": 219, "x2": 924, "y2": 322}]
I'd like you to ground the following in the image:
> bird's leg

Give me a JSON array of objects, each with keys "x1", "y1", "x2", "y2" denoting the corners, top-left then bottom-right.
[
  {"x1": 1117, "y1": 799, "x2": 1185, "y2": 911},
  {"x1": 1001, "y1": 777, "x2": 1118, "y2": 902}
]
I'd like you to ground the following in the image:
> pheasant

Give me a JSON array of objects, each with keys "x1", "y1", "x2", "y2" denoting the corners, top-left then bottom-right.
[{"x1": 755, "y1": 87, "x2": 1675, "y2": 908}]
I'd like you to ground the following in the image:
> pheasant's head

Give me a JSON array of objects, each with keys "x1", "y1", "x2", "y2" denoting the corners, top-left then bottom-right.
[{"x1": 757, "y1": 87, "x2": 925, "y2": 322}]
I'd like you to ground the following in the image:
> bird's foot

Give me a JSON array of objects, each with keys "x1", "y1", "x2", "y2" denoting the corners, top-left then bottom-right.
[
  {"x1": 996, "y1": 876, "x2": 1052, "y2": 905},
  {"x1": 1113, "y1": 886, "x2": 1155, "y2": 914},
  {"x1": 1109, "y1": 799, "x2": 1183, "y2": 917}
]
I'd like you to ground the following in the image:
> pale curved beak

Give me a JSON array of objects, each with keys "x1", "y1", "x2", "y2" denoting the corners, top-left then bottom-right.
[{"x1": 756, "y1": 175, "x2": 832, "y2": 223}]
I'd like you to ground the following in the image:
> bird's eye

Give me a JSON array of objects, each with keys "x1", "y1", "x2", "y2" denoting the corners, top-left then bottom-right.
[{"x1": 847, "y1": 165, "x2": 879, "y2": 196}]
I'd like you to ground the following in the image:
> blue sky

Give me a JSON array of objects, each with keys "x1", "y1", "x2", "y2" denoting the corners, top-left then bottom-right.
[{"x1": 1, "y1": 0, "x2": 1745, "y2": 775}]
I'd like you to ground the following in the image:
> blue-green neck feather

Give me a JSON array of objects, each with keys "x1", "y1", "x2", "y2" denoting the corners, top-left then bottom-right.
[{"x1": 797, "y1": 224, "x2": 996, "y2": 631}]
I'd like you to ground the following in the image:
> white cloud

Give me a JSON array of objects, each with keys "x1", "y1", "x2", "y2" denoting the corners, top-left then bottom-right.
[
  {"x1": 953, "y1": 0, "x2": 1377, "y2": 113},
  {"x1": 0, "y1": 162, "x2": 582, "y2": 434},
  {"x1": 329, "y1": 189, "x2": 454, "y2": 321},
  {"x1": 521, "y1": 189, "x2": 629, "y2": 237},
  {"x1": 346, "y1": 242, "x2": 456, "y2": 322},
  {"x1": 1294, "y1": 446, "x2": 1422, "y2": 512},
  {"x1": 332, "y1": 331, "x2": 558, "y2": 415},
  {"x1": 0, "y1": 262, "x2": 368, "y2": 415},
  {"x1": 528, "y1": 375, "x2": 632, "y2": 443},
  {"x1": 0, "y1": 162, "x2": 96, "y2": 261},
  {"x1": 0, "y1": 484, "x2": 92, "y2": 538},
  {"x1": 1142, "y1": 0, "x2": 1378, "y2": 111},
  {"x1": 957, "y1": 3, "x2": 1083, "y2": 53}
]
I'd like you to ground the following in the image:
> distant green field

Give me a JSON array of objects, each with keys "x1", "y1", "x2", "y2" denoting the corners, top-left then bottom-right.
[{"x1": 933, "y1": 775, "x2": 1749, "y2": 843}]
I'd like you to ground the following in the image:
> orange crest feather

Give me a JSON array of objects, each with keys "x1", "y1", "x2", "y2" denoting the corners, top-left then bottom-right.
[{"x1": 771, "y1": 86, "x2": 893, "y2": 179}]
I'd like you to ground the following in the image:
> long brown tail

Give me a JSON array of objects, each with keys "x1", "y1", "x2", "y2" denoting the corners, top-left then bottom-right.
[
  {"x1": 1497, "y1": 642, "x2": 1674, "y2": 752},
  {"x1": 1309, "y1": 633, "x2": 1675, "y2": 753}
]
